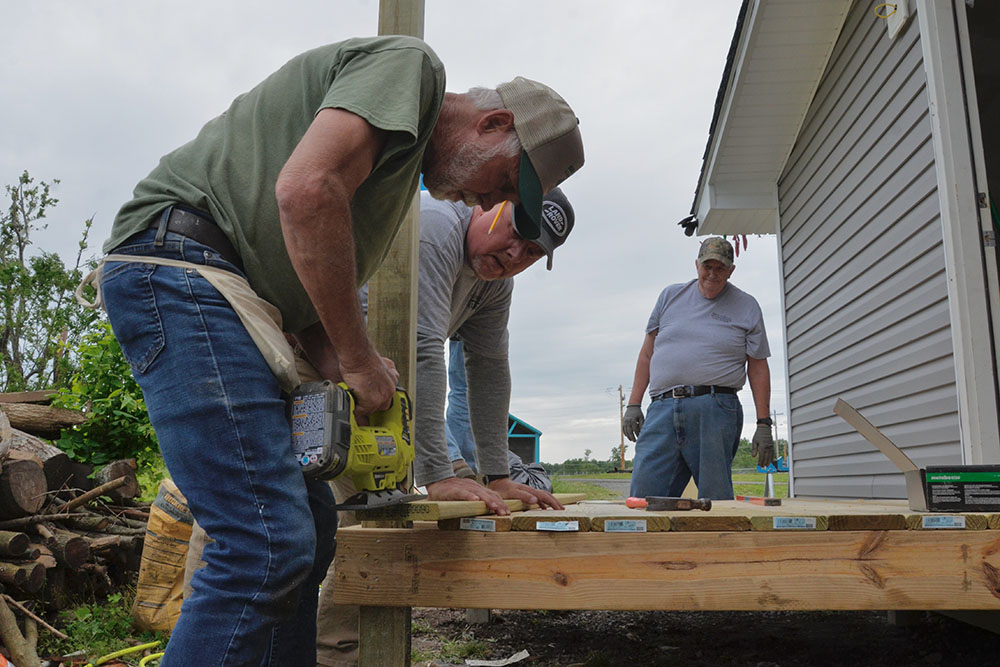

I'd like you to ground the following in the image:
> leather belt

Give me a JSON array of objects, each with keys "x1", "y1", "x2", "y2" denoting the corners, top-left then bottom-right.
[
  {"x1": 652, "y1": 385, "x2": 738, "y2": 401},
  {"x1": 149, "y1": 206, "x2": 243, "y2": 271}
]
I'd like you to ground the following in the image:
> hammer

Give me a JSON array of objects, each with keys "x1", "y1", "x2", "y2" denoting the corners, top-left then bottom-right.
[{"x1": 626, "y1": 496, "x2": 713, "y2": 511}]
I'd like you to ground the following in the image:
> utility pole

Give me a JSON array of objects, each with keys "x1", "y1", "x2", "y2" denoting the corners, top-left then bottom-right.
[
  {"x1": 361, "y1": 6, "x2": 425, "y2": 665},
  {"x1": 618, "y1": 384, "x2": 625, "y2": 472}
]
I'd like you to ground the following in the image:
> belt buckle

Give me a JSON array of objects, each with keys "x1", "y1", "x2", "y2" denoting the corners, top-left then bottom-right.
[{"x1": 671, "y1": 386, "x2": 690, "y2": 399}]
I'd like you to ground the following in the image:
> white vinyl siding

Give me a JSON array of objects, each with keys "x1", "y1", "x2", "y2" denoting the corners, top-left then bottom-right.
[{"x1": 778, "y1": 0, "x2": 962, "y2": 498}]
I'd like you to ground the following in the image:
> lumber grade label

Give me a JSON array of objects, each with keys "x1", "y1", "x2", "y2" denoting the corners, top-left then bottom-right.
[
  {"x1": 603, "y1": 519, "x2": 647, "y2": 533},
  {"x1": 460, "y1": 518, "x2": 498, "y2": 532},
  {"x1": 920, "y1": 515, "x2": 966, "y2": 529},
  {"x1": 772, "y1": 517, "x2": 818, "y2": 530},
  {"x1": 536, "y1": 520, "x2": 580, "y2": 532}
]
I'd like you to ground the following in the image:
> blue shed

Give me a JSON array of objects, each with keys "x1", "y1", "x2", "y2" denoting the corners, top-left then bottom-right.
[{"x1": 507, "y1": 414, "x2": 540, "y2": 463}]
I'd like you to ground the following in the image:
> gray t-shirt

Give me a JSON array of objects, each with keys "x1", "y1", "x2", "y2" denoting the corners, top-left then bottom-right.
[
  {"x1": 646, "y1": 279, "x2": 769, "y2": 397},
  {"x1": 414, "y1": 193, "x2": 513, "y2": 485}
]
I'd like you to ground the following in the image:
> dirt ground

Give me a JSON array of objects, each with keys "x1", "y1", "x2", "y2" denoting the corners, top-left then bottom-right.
[{"x1": 412, "y1": 606, "x2": 1000, "y2": 667}]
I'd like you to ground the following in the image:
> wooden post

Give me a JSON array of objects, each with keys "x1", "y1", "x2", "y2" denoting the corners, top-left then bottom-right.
[{"x1": 358, "y1": 3, "x2": 425, "y2": 666}]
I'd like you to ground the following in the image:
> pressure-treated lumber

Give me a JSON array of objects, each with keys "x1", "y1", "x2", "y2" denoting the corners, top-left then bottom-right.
[
  {"x1": 333, "y1": 525, "x2": 1000, "y2": 611},
  {"x1": 360, "y1": 493, "x2": 587, "y2": 522},
  {"x1": 359, "y1": 606, "x2": 410, "y2": 667},
  {"x1": 512, "y1": 509, "x2": 592, "y2": 532}
]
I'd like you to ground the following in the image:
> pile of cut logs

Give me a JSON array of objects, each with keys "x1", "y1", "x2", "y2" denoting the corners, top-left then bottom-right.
[{"x1": 0, "y1": 391, "x2": 148, "y2": 665}]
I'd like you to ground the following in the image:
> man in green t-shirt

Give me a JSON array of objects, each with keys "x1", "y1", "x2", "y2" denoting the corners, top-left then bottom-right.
[{"x1": 97, "y1": 36, "x2": 584, "y2": 666}]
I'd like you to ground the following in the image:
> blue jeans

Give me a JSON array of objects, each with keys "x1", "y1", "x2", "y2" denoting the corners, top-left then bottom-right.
[
  {"x1": 629, "y1": 392, "x2": 743, "y2": 500},
  {"x1": 101, "y1": 229, "x2": 337, "y2": 666},
  {"x1": 445, "y1": 339, "x2": 478, "y2": 470}
]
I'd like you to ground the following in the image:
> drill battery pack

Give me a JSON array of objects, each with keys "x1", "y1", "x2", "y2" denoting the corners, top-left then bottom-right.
[
  {"x1": 287, "y1": 381, "x2": 352, "y2": 480},
  {"x1": 287, "y1": 380, "x2": 414, "y2": 495}
]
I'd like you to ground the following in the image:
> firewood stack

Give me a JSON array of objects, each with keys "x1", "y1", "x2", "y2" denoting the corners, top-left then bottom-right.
[{"x1": 0, "y1": 392, "x2": 148, "y2": 662}]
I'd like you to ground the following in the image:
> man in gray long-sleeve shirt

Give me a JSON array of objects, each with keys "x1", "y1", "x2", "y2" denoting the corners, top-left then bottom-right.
[
  {"x1": 316, "y1": 187, "x2": 574, "y2": 667},
  {"x1": 414, "y1": 188, "x2": 571, "y2": 510}
]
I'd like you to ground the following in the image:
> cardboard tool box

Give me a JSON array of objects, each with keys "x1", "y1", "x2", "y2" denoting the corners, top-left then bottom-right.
[{"x1": 834, "y1": 399, "x2": 1000, "y2": 512}]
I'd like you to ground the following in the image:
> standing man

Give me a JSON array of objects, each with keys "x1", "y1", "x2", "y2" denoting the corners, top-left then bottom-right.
[
  {"x1": 94, "y1": 36, "x2": 584, "y2": 666},
  {"x1": 316, "y1": 187, "x2": 574, "y2": 666},
  {"x1": 622, "y1": 237, "x2": 773, "y2": 500}
]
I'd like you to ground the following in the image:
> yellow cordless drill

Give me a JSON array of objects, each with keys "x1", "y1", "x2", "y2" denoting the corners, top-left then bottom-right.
[{"x1": 287, "y1": 380, "x2": 423, "y2": 510}]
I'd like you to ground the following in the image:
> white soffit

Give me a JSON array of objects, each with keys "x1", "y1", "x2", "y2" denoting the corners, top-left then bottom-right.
[{"x1": 695, "y1": 0, "x2": 852, "y2": 236}]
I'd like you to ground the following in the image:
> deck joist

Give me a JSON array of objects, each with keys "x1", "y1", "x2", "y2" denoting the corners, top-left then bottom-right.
[{"x1": 334, "y1": 498, "x2": 1000, "y2": 611}]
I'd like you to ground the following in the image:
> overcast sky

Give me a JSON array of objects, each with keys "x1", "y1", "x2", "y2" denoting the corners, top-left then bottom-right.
[{"x1": 2, "y1": 0, "x2": 788, "y2": 465}]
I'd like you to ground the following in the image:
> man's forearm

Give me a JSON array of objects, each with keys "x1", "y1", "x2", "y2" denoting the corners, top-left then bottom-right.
[
  {"x1": 747, "y1": 357, "x2": 771, "y2": 419},
  {"x1": 465, "y1": 353, "x2": 511, "y2": 477},
  {"x1": 413, "y1": 337, "x2": 454, "y2": 486},
  {"x1": 627, "y1": 333, "x2": 655, "y2": 404},
  {"x1": 276, "y1": 107, "x2": 387, "y2": 375},
  {"x1": 280, "y1": 192, "x2": 373, "y2": 369}
]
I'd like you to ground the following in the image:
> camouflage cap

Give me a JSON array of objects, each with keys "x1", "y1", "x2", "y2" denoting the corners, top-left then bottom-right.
[{"x1": 696, "y1": 237, "x2": 734, "y2": 268}]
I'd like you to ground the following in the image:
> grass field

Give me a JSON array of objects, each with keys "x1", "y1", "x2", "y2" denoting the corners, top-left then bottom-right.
[{"x1": 552, "y1": 472, "x2": 789, "y2": 500}]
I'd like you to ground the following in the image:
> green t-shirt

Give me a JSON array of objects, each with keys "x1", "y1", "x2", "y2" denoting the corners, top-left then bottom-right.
[{"x1": 105, "y1": 36, "x2": 446, "y2": 332}]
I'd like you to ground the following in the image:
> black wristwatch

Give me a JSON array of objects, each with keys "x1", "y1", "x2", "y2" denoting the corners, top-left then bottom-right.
[
  {"x1": 756, "y1": 417, "x2": 773, "y2": 426},
  {"x1": 484, "y1": 474, "x2": 509, "y2": 485}
]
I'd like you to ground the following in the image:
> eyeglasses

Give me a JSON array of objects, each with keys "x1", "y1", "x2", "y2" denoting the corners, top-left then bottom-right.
[{"x1": 487, "y1": 201, "x2": 508, "y2": 235}]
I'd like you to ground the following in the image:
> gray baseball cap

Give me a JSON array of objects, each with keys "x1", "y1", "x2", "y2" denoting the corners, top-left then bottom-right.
[
  {"x1": 514, "y1": 187, "x2": 574, "y2": 270},
  {"x1": 497, "y1": 77, "x2": 584, "y2": 242}
]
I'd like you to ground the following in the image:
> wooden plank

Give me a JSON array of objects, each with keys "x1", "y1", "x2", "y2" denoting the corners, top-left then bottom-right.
[
  {"x1": 333, "y1": 525, "x2": 1000, "y2": 611},
  {"x1": 666, "y1": 513, "x2": 751, "y2": 531},
  {"x1": 363, "y1": 499, "x2": 525, "y2": 521},
  {"x1": 749, "y1": 513, "x2": 829, "y2": 531},
  {"x1": 0, "y1": 391, "x2": 56, "y2": 405},
  {"x1": 730, "y1": 501, "x2": 829, "y2": 532},
  {"x1": 511, "y1": 509, "x2": 591, "y2": 532},
  {"x1": 903, "y1": 513, "x2": 989, "y2": 531},
  {"x1": 581, "y1": 503, "x2": 671, "y2": 533},
  {"x1": 358, "y1": 493, "x2": 586, "y2": 522},
  {"x1": 833, "y1": 399, "x2": 919, "y2": 472},
  {"x1": 366, "y1": 3, "x2": 424, "y2": 665},
  {"x1": 359, "y1": 605, "x2": 410, "y2": 666}
]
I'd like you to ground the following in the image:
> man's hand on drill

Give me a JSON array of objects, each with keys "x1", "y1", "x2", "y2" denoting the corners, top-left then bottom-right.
[
  {"x1": 751, "y1": 422, "x2": 776, "y2": 468},
  {"x1": 340, "y1": 354, "x2": 398, "y2": 416},
  {"x1": 622, "y1": 405, "x2": 644, "y2": 442}
]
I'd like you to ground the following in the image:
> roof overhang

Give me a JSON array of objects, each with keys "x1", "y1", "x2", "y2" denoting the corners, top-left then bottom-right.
[{"x1": 691, "y1": 0, "x2": 852, "y2": 236}]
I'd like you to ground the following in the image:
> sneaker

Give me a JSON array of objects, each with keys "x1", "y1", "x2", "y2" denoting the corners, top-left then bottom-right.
[{"x1": 452, "y1": 460, "x2": 476, "y2": 479}]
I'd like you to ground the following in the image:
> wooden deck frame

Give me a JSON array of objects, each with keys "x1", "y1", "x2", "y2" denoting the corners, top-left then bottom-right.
[
  {"x1": 335, "y1": 524, "x2": 1000, "y2": 612},
  {"x1": 336, "y1": 520, "x2": 1000, "y2": 665}
]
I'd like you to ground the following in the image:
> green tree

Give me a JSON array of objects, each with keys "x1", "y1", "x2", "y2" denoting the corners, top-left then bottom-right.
[
  {"x1": 608, "y1": 444, "x2": 628, "y2": 469},
  {"x1": 53, "y1": 322, "x2": 159, "y2": 471},
  {"x1": 0, "y1": 171, "x2": 99, "y2": 391}
]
